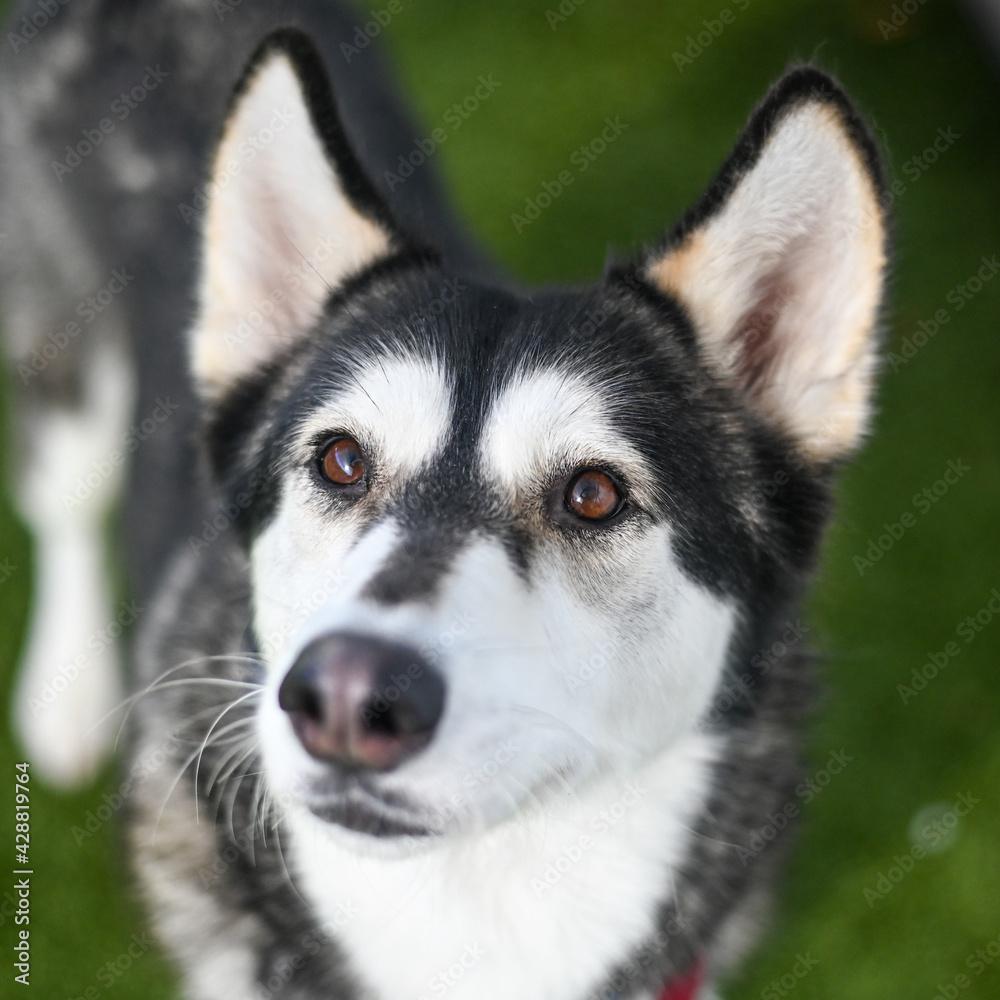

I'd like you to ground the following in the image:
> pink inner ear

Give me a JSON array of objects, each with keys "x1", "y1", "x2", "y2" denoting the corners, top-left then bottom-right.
[{"x1": 727, "y1": 271, "x2": 794, "y2": 396}]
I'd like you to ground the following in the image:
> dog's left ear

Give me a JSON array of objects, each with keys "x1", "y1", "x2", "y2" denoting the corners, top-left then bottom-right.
[
  {"x1": 191, "y1": 30, "x2": 406, "y2": 399},
  {"x1": 642, "y1": 67, "x2": 888, "y2": 463}
]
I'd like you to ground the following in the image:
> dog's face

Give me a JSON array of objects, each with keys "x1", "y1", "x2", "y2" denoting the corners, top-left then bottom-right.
[
  {"x1": 192, "y1": 36, "x2": 886, "y2": 845},
  {"x1": 247, "y1": 280, "x2": 744, "y2": 840}
]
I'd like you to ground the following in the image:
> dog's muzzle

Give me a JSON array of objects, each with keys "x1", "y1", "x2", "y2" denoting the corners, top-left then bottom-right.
[{"x1": 278, "y1": 632, "x2": 446, "y2": 772}]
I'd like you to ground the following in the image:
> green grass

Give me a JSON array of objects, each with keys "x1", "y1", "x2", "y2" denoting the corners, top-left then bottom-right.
[{"x1": 2, "y1": 1, "x2": 998, "y2": 997}]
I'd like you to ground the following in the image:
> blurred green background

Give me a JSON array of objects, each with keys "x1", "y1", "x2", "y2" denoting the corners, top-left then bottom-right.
[{"x1": 1, "y1": 1, "x2": 998, "y2": 997}]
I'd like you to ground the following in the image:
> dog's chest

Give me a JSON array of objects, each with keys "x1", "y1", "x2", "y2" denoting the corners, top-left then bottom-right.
[{"x1": 287, "y1": 736, "x2": 717, "y2": 1000}]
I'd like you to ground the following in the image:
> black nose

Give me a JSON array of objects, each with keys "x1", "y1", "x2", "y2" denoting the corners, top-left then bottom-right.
[{"x1": 278, "y1": 632, "x2": 446, "y2": 771}]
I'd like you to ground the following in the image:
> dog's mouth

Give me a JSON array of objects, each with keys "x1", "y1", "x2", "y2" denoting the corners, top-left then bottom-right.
[{"x1": 302, "y1": 776, "x2": 442, "y2": 839}]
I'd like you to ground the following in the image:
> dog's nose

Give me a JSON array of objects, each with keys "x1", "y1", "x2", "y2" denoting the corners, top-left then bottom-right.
[{"x1": 278, "y1": 632, "x2": 445, "y2": 771}]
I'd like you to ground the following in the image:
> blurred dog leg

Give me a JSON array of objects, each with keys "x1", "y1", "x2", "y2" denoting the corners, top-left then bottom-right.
[{"x1": 11, "y1": 339, "x2": 132, "y2": 787}]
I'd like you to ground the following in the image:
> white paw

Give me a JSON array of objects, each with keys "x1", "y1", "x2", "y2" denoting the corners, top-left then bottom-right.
[
  {"x1": 12, "y1": 612, "x2": 124, "y2": 788},
  {"x1": 12, "y1": 614, "x2": 124, "y2": 788},
  {"x1": 11, "y1": 531, "x2": 126, "y2": 788}
]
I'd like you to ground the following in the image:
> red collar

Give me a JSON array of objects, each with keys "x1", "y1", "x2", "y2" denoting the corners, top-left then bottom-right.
[{"x1": 657, "y1": 958, "x2": 706, "y2": 1000}]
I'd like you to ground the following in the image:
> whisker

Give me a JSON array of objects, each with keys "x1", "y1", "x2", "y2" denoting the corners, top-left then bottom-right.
[
  {"x1": 204, "y1": 720, "x2": 258, "y2": 791},
  {"x1": 205, "y1": 737, "x2": 257, "y2": 828},
  {"x1": 219, "y1": 746, "x2": 261, "y2": 845},
  {"x1": 100, "y1": 663, "x2": 262, "y2": 749},
  {"x1": 152, "y1": 690, "x2": 261, "y2": 841},
  {"x1": 248, "y1": 764, "x2": 272, "y2": 858},
  {"x1": 193, "y1": 690, "x2": 264, "y2": 822},
  {"x1": 272, "y1": 817, "x2": 307, "y2": 903}
]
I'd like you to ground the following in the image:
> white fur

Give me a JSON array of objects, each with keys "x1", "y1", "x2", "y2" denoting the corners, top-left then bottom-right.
[
  {"x1": 12, "y1": 341, "x2": 131, "y2": 787},
  {"x1": 647, "y1": 101, "x2": 886, "y2": 461},
  {"x1": 250, "y1": 353, "x2": 453, "y2": 664},
  {"x1": 295, "y1": 354, "x2": 454, "y2": 483},
  {"x1": 192, "y1": 51, "x2": 394, "y2": 396},
  {"x1": 288, "y1": 734, "x2": 719, "y2": 1000},
  {"x1": 249, "y1": 361, "x2": 737, "y2": 997},
  {"x1": 482, "y1": 367, "x2": 656, "y2": 508}
]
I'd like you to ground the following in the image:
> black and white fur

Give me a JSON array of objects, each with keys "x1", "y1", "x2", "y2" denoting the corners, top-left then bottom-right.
[{"x1": 0, "y1": 3, "x2": 888, "y2": 998}]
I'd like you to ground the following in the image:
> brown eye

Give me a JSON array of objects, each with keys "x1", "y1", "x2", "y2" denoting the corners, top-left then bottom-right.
[
  {"x1": 566, "y1": 470, "x2": 623, "y2": 521},
  {"x1": 320, "y1": 437, "x2": 366, "y2": 486}
]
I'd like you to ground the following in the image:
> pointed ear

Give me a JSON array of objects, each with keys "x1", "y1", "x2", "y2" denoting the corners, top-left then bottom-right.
[
  {"x1": 192, "y1": 30, "x2": 406, "y2": 398},
  {"x1": 643, "y1": 67, "x2": 889, "y2": 463}
]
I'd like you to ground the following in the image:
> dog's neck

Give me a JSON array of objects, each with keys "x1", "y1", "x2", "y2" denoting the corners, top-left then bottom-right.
[{"x1": 285, "y1": 732, "x2": 718, "y2": 1000}]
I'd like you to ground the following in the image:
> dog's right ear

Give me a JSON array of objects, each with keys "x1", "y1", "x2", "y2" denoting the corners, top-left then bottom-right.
[{"x1": 191, "y1": 30, "x2": 405, "y2": 399}]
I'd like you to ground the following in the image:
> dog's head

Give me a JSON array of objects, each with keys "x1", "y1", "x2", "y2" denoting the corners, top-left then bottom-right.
[{"x1": 189, "y1": 32, "x2": 887, "y2": 845}]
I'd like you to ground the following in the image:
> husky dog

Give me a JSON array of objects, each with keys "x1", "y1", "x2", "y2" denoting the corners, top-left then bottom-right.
[{"x1": 1, "y1": 2, "x2": 888, "y2": 998}]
